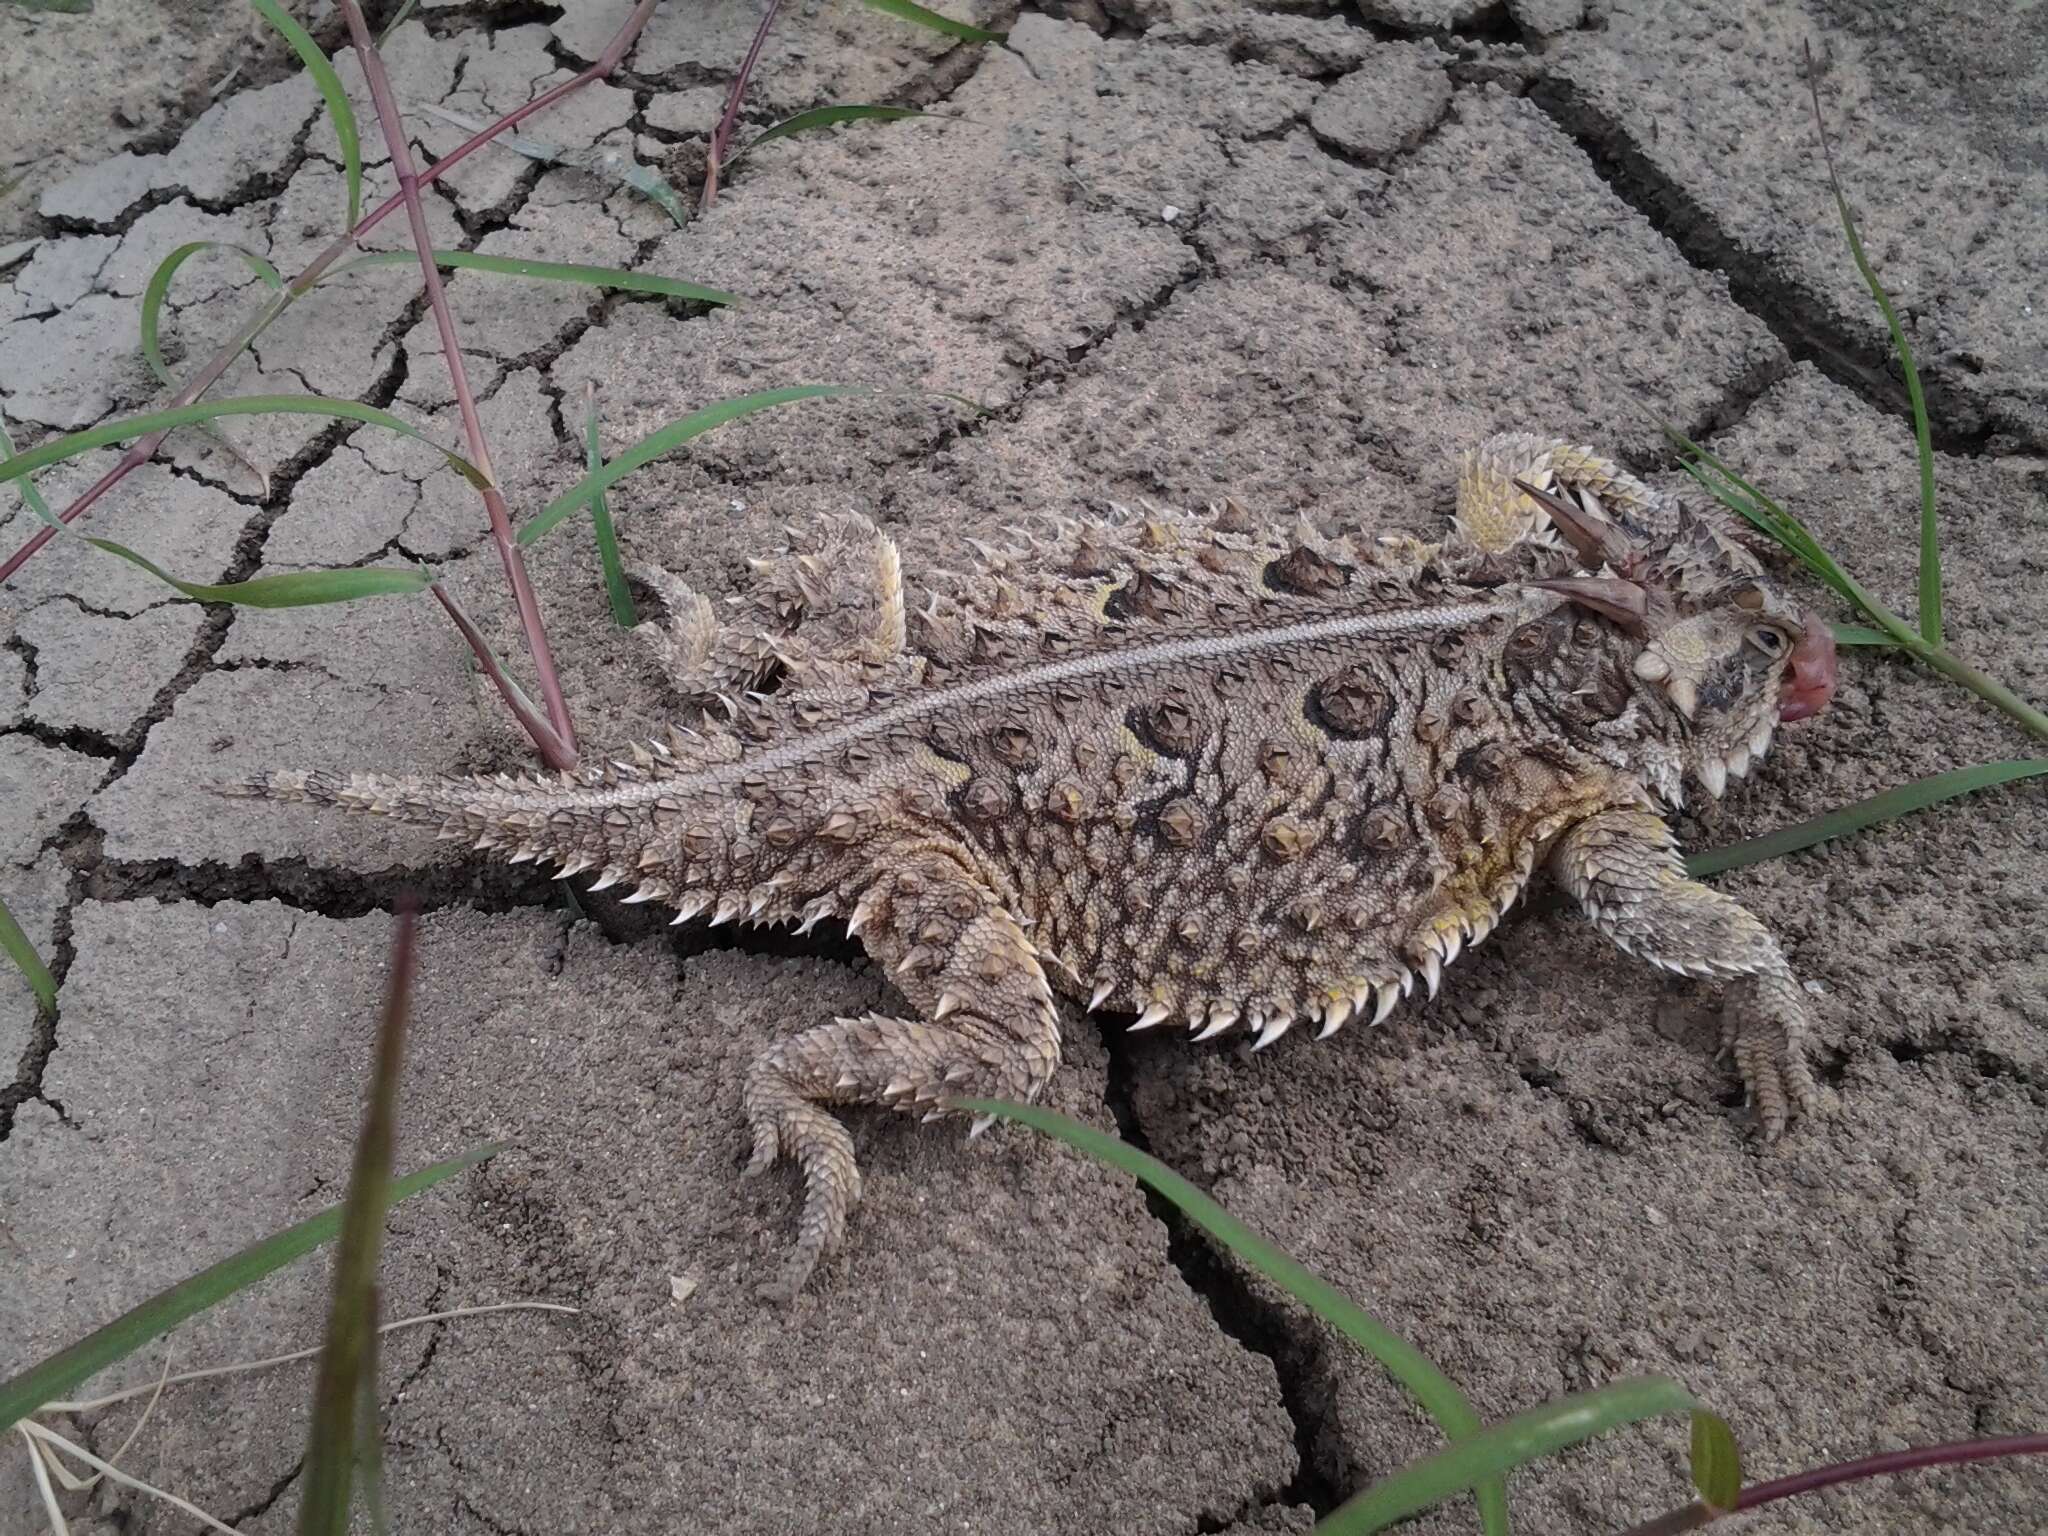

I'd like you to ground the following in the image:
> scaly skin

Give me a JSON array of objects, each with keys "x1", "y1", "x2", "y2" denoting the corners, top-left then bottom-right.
[{"x1": 226, "y1": 435, "x2": 1838, "y2": 1297}]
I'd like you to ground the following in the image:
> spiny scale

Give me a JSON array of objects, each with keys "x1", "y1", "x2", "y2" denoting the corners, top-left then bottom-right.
[{"x1": 224, "y1": 435, "x2": 1832, "y2": 1298}]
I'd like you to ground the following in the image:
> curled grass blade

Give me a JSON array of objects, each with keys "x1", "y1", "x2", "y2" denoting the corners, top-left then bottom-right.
[
  {"x1": 959, "y1": 1098, "x2": 1510, "y2": 1536},
  {"x1": 584, "y1": 386, "x2": 636, "y2": 627},
  {"x1": 1832, "y1": 624, "x2": 1895, "y2": 648},
  {"x1": 140, "y1": 241, "x2": 284, "y2": 385},
  {"x1": 20, "y1": 1420, "x2": 238, "y2": 1535},
  {"x1": 251, "y1": 0, "x2": 362, "y2": 229},
  {"x1": 519, "y1": 384, "x2": 869, "y2": 545},
  {"x1": 1803, "y1": 45, "x2": 1938, "y2": 646},
  {"x1": 325, "y1": 249, "x2": 737, "y2": 307},
  {"x1": 1319, "y1": 1376, "x2": 1702, "y2": 1535},
  {"x1": 0, "y1": 892, "x2": 57, "y2": 1015},
  {"x1": 728, "y1": 105, "x2": 936, "y2": 166},
  {"x1": 860, "y1": 0, "x2": 1008, "y2": 44},
  {"x1": 0, "y1": 396, "x2": 489, "y2": 489},
  {"x1": 5, "y1": 415, "x2": 430, "y2": 608},
  {"x1": 1687, "y1": 760, "x2": 2048, "y2": 878},
  {"x1": 0, "y1": 1144, "x2": 501, "y2": 1432}
]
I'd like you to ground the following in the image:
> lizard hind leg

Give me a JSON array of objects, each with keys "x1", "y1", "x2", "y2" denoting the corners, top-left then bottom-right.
[{"x1": 740, "y1": 849, "x2": 1061, "y2": 1300}]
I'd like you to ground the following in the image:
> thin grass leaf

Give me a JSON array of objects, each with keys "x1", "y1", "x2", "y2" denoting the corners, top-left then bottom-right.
[
  {"x1": 961, "y1": 1098, "x2": 1510, "y2": 1536},
  {"x1": 49, "y1": 1302, "x2": 577, "y2": 1414},
  {"x1": 1804, "y1": 47, "x2": 1939, "y2": 646},
  {"x1": 728, "y1": 105, "x2": 934, "y2": 166},
  {"x1": 1688, "y1": 759, "x2": 2048, "y2": 878},
  {"x1": 375, "y1": 0, "x2": 417, "y2": 46},
  {"x1": 20, "y1": 1424, "x2": 69, "y2": 1536},
  {"x1": 56, "y1": 539, "x2": 425, "y2": 608},
  {"x1": 251, "y1": 0, "x2": 362, "y2": 229},
  {"x1": 0, "y1": 395, "x2": 489, "y2": 489},
  {"x1": 139, "y1": 240, "x2": 284, "y2": 385},
  {"x1": 1319, "y1": 1376, "x2": 1702, "y2": 1535},
  {"x1": 4, "y1": 416, "x2": 429, "y2": 608},
  {"x1": 20, "y1": 1419, "x2": 239, "y2": 1534},
  {"x1": 519, "y1": 384, "x2": 868, "y2": 545},
  {"x1": 860, "y1": 0, "x2": 1007, "y2": 43},
  {"x1": 584, "y1": 387, "x2": 636, "y2": 627},
  {"x1": 298, "y1": 907, "x2": 416, "y2": 1536},
  {"x1": 1832, "y1": 624, "x2": 1895, "y2": 648},
  {"x1": 1690, "y1": 1412, "x2": 1742, "y2": 1512},
  {"x1": 0, "y1": 892, "x2": 57, "y2": 1015},
  {"x1": 0, "y1": 1144, "x2": 500, "y2": 1433},
  {"x1": 410, "y1": 103, "x2": 689, "y2": 226},
  {"x1": 326, "y1": 249, "x2": 736, "y2": 307}
]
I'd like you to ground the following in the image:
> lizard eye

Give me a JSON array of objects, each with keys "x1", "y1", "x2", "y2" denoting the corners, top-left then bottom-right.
[{"x1": 1746, "y1": 623, "x2": 1792, "y2": 659}]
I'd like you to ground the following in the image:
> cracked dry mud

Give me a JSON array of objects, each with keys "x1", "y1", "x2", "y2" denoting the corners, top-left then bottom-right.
[{"x1": 3, "y1": 3, "x2": 2045, "y2": 1533}]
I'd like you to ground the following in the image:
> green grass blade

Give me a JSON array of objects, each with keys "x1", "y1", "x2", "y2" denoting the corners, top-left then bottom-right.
[
  {"x1": 140, "y1": 241, "x2": 284, "y2": 385},
  {"x1": 1690, "y1": 1412, "x2": 1742, "y2": 1512},
  {"x1": 0, "y1": 395, "x2": 489, "y2": 489},
  {"x1": 1687, "y1": 759, "x2": 2048, "y2": 878},
  {"x1": 1318, "y1": 1376, "x2": 1701, "y2": 1535},
  {"x1": 962, "y1": 1098, "x2": 1510, "y2": 1536},
  {"x1": 0, "y1": 891, "x2": 58, "y2": 1015},
  {"x1": 859, "y1": 0, "x2": 1007, "y2": 43},
  {"x1": 0, "y1": 1144, "x2": 502, "y2": 1433},
  {"x1": 519, "y1": 384, "x2": 867, "y2": 545},
  {"x1": 97, "y1": 563, "x2": 431, "y2": 608},
  {"x1": 729, "y1": 105, "x2": 933, "y2": 166},
  {"x1": 375, "y1": 0, "x2": 417, "y2": 47},
  {"x1": 584, "y1": 389, "x2": 636, "y2": 628},
  {"x1": 250, "y1": 0, "x2": 362, "y2": 229},
  {"x1": 298, "y1": 908, "x2": 415, "y2": 1536},
  {"x1": 325, "y1": 250, "x2": 737, "y2": 308},
  {"x1": 1804, "y1": 53, "x2": 1939, "y2": 645},
  {"x1": 1832, "y1": 624, "x2": 1895, "y2": 648},
  {"x1": 5, "y1": 417, "x2": 426, "y2": 606}
]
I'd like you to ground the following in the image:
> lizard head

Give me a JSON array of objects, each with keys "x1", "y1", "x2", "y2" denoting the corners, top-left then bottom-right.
[{"x1": 1514, "y1": 476, "x2": 1838, "y2": 801}]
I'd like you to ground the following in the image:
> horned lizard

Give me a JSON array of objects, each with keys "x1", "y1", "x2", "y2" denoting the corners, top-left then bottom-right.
[{"x1": 229, "y1": 434, "x2": 1839, "y2": 1298}]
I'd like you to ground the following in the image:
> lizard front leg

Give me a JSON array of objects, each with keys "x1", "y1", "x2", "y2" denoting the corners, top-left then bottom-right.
[
  {"x1": 742, "y1": 843, "x2": 1061, "y2": 1299},
  {"x1": 1550, "y1": 806, "x2": 1818, "y2": 1137}
]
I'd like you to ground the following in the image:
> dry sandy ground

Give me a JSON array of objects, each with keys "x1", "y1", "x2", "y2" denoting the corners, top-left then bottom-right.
[{"x1": 2, "y1": 1, "x2": 2044, "y2": 1533}]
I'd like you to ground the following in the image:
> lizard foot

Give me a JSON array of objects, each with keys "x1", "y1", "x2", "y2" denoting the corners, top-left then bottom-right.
[
  {"x1": 1719, "y1": 970, "x2": 1818, "y2": 1140},
  {"x1": 739, "y1": 1010, "x2": 1048, "y2": 1300}
]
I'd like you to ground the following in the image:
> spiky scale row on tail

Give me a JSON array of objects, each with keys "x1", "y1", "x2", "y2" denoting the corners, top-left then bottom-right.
[{"x1": 224, "y1": 434, "x2": 1842, "y2": 1297}]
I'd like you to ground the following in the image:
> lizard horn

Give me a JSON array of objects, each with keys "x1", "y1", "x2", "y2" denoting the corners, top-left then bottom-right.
[
  {"x1": 1513, "y1": 475, "x2": 1639, "y2": 571},
  {"x1": 1528, "y1": 576, "x2": 1651, "y2": 634}
]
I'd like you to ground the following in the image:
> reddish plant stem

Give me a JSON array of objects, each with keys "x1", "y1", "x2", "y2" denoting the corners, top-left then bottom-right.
[
  {"x1": 0, "y1": 0, "x2": 658, "y2": 591},
  {"x1": 1619, "y1": 1432, "x2": 2048, "y2": 1534},
  {"x1": 335, "y1": 0, "x2": 577, "y2": 767},
  {"x1": 429, "y1": 583, "x2": 559, "y2": 752},
  {"x1": 700, "y1": 0, "x2": 785, "y2": 211}
]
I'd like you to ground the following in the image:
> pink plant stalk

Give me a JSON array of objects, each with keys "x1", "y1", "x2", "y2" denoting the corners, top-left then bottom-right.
[
  {"x1": 335, "y1": 0, "x2": 577, "y2": 764},
  {"x1": 1621, "y1": 1430, "x2": 2048, "y2": 1534},
  {"x1": 700, "y1": 0, "x2": 785, "y2": 211}
]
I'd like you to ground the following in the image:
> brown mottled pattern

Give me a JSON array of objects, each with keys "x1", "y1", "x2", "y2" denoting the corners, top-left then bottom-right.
[{"x1": 226, "y1": 434, "x2": 1830, "y2": 1297}]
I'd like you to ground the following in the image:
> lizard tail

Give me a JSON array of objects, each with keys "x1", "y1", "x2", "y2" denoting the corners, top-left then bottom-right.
[{"x1": 216, "y1": 765, "x2": 779, "y2": 913}]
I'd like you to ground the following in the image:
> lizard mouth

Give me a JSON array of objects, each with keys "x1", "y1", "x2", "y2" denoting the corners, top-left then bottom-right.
[{"x1": 1777, "y1": 619, "x2": 1837, "y2": 722}]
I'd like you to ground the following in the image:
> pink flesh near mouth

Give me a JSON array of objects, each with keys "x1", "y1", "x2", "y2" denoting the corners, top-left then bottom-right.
[{"x1": 1778, "y1": 620, "x2": 1838, "y2": 722}]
